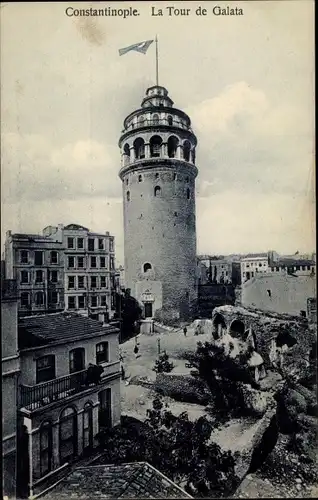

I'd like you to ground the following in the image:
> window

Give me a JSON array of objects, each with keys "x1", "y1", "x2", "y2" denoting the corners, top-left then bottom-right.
[
  {"x1": 109, "y1": 239, "x2": 114, "y2": 252},
  {"x1": 295, "y1": 266, "x2": 300, "y2": 271},
  {"x1": 50, "y1": 251, "x2": 58, "y2": 264},
  {"x1": 40, "y1": 421, "x2": 52, "y2": 477},
  {"x1": 183, "y1": 141, "x2": 191, "y2": 162},
  {"x1": 21, "y1": 292, "x2": 30, "y2": 307},
  {"x1": 90, "y1": 276, "x2": 97, "y2": 289},
  {"x1": 35, "y1": 291, "x2": 44, "y2": 306},
  {"x1": 306, "y1": 265, "x2": 311, "y2": 271},
  {"x1": 83, "y1": 403, "x2": 93, "y2": 451},
  {"x1": 67, "y1": 237, "x2": 74, "y2": 249},
  {"x1": 59, "y1": 407, "x2": 77, "y2": 465},
  {"x1": 50, "y1": 291, "x2": 58, "y2": 304},
  {"x1": 36, "y1": 355, "x2": 55, "y2": 383},
  {"x1": 126, "y1": 191, "x2": 130, "y2": 202},
  {"x1": 78, "y1": 256, "x2": 84, "y2": 268},
  {"x1": 34, "y1": 251, "x2": 43, "y2": 266},
  {"x1": 90, "y1": 256, "x2": 97, "y2": 268},
  {"x1": 88, "y1": 238, "x2": 95, "y2": 251},
  {"x1": 123, "y1": 143, "x2": 130, "y2": 158},
  {"x1": 100, "y1": 257, "x2": 106, "y2": 268},
  {"x1": 69, "y1": 348, "x2": 85, "y2": 373},
  {"x1": 302, "y1": 265, "x2": 306, "y2": 271},
  {"x1": 186, "y1": 188, "x2": 190, "y2": 200},
  {"x1": 35, "y1": 270, "x2": 44, "y2": 283},
  {"x1": 68, "y1": 276, "x2": 75, "y2": 289},
  {"x1": 267, "y1": 289, "x2": 272, "y2": 298},
  {"x1": 78, "y1": 296, "x2": 85, "y2": 309},
  {"x1": 78, "y1": 276, "x2": 85, "y2": 289},
  {"x1": 173, "y1": 173, "x2": 177, "y2": 181},
  {"x1": 143, "y1": 262, "x2": 152, "y2": 272},
  {"x1": 155, "y1": 173, "x2": 159, "y2": 179},
  {"x1": 68, "y1": 296, "x2": 76, "y2": 309},
  {"x1": 77, "y1": 238, "x2": 84, "y2": 249},
  {"x1": 110, "y1": 256, "x2": 115, "y2": 270},
  {"x1": 49, "y1": 270, "x2": 58, "y2": 283},
  {"x1": 150, "y1": 135, "x2": 162, "y2": 157},
  {"x1": 138, "y1": 116, "x2": 145, "y2": 127},
  {"x1": 98, "y1": 238, "x2": 104, "y2": 250},
  {"x1": 96, "y1": 342, "x2": 109, "y2": 364},
  {"x1": 138, "y1": 174, "x2": 143, "y2": 182},
  {"x1": 21, "y1": 270, "x2": 29, "y2": 283},
  {"x1": 152, "y1": 113, "x2": 159, "y2": 125},
  {"x1": 91, "y1": 295, "x2": 98, "y2": 307},
  {"x1": 101, "y1": 295, "x2": 107, "y2": 307},
  {"x1": 167, "y1": 136, "x2": 179, "y2": 158},
  {"x1": 68, "y1": 256, "x2": 75, "y2": 268},
  {"x1": 20, "y1": 250, "x2": 28, "y2": 264},
  {"x1": 101, "y1": 276, "x2": 107, "y2": 288},
  {"x1": 167, "y1": 115, "x2": 173, "y2": 126},
  {"x1": 259, "y1": 263, "x2": 263, "y2": 267},
  {"x1": 126, "y1": 178, "x2": 129, "y2": 185},
  {"x1": 133, "y1": 137, "x2": 145, "y2": 159},
  {"x1": 154, "y1": 186, "x2": 161, "y2": 197}
]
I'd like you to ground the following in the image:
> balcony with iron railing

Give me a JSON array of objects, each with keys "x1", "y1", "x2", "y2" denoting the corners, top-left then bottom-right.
[
  {"x1": 121, "y1": 117, "x2": 193, "y2": 134},
  {"x1": 19, "y1": 361, "x2": 120, "y2": 412}
]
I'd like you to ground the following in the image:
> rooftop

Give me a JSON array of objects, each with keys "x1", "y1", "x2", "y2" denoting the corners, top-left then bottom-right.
[
  {"x1": 18, "y1": 312, "x2": 119, "y2": 350},
  {"x1": 39, "y1": 463, "x2": 192, "y2": 499}
]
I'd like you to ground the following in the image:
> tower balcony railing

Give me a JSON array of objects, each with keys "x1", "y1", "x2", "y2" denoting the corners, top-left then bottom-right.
[
  {"x1": 19, "y1": 361, "x2": 120, "y2": 411},
  {"x1": 122, "y1": 118, "x2": 193, "y2": 134}
]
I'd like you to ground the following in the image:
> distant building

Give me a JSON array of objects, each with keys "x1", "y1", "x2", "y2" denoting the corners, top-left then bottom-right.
[
  {"x1": 241, "y1": 272, "x2": 316, "y2": 316},
  {"x1": 2, "y1": 279, "x2": 20, "y2": 500},
  {"x1": 43, "y1": 224, "x2": 116, "y2": 322},
  {"x1": 269, "y1": 258, "x2": 315, "y2": 277},
  {"x1": 197, "y1": 256, "x2": 232, "y2": 285},
  {"x1": 241, "y1": 253, "x2": 269, "y2": 283},
  {"x1": 17, "y1": 312, "x2": 121, "y2": 497},
  {"x1": 5, "y1": 231, "x2": 65, "y2": 317}
]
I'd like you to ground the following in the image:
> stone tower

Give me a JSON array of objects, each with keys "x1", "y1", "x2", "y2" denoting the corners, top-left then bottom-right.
[{"x1": 118, "y1": 85, "x2": 198, "y2": 322}]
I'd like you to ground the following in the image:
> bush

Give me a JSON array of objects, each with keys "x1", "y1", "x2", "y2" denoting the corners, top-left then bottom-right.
[
  {"x1": 154, "y1": 373, "x2": 211, "y2": 405},
  {"x1": 153, "y1": 351, "x2": 174, "y2": 373}
]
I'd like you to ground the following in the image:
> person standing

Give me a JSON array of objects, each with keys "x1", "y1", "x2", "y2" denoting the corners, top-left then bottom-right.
[
  {"x1": 134, "y1": 344, "x2": 139, "y2": 359},
  {"x1": 183, "y1": 326, "x2": 187, "y2": 337}
]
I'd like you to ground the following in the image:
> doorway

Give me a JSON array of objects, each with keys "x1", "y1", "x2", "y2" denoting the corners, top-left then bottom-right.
[
  {"x1": 144, "y1": 302, "x2": 153, "y2": 318},
  {"x1": 98, "y1": 388, "x2": 112, "y2": 429}
]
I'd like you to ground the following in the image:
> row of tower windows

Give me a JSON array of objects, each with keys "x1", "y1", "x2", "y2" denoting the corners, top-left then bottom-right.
[
  {"x1": 122, "y1": 136, "x2": 195, "y2": 164},
  {"x1": 125, "y1": 114, "x2": 189, "y2": 131},
  {"x1": 126, "y1": 187, "x2": 191, "y2": 201},
  {"x1": 125, "y1": 173, "x2": 190, "y2": 185}
]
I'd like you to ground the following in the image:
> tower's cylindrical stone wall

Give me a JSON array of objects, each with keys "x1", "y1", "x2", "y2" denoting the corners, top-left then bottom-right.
[{"x1": 118, "y1": 85, "x2": 198, "y2": 321}]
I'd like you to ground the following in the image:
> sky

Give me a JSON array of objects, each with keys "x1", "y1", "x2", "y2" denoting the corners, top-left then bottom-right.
[{"x1": 1, "y1": 1, "x2": 315, "y2": 265}]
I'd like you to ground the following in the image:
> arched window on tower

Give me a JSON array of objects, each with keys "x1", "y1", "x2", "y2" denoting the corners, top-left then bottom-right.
[
  {"x1": 126, "y1": 191, "x2": 130, "y2": 202},
  {"x1": 183, "y1": 141, "x2": 191, "y2": 162},
  {"x1": 123, "y1": 143, "x2": 130, "y2": 166},
  {"x1": 143, "y1": 263, "x2": 152, "y2": 273},
  {"x1": 150, "y1": 136, "x2": 162, "y2": 158},
  {"x1": 187, "y1": 188, "x2": 191, "y2": 200},
  {"x1": 152, "y1": 113, "x2": 159, "y2": 125},
  {"x1": 167, "y1": 115, "x2": 173, "y2": 126},
  {"x1": 167, "y1": 136, "x2": 179, "y2": 158},
  {"x1": 133, "y1": 138, "x2": 145, "y2": 160},
  {"x1": 154, "y1": 186, "x2": 161, "y2": 197},
  {"x1": 191, "y1": 148, "x2": 196, "y2": 164}
]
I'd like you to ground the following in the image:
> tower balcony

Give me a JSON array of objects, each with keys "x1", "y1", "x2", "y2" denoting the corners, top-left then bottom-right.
[
  {"x1": 19, "y1": 361, "x2": 120, "y2": 412},
  {"x1": 121, "y1": 116, "x2": 193, "y2": 135}
]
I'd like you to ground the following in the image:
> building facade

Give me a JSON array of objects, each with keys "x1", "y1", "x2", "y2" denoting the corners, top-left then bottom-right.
[
  {"x1": 43, "y1": 224, "x2": 116, "y2": 322},
  {"x1": 5, "y1": 231, "x2": 65, "y2": 317},
  {"x1": 2, "y1": 280, "x2": 20, "y2": 499},
  {"x1": 241, "y1": 254, "x2": 269, "y2": 283},
  {"x1": 17, "y1": 312, "x2": 121, "y2": 497},
  {"x1": 197, "y1": 256, "x2": 233, "y2": 285},
  {"x1": 118, "y1": 85, "x2": 198, "y2": 322}
]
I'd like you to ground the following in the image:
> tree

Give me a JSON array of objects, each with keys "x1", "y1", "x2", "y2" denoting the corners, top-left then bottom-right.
[{"x1": 114, "y1": 289, "x2": 142, "y2": 342}]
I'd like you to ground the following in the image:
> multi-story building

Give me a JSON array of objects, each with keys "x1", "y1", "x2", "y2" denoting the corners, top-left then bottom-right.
[
  {"x1": 119, "y1": 85, "x2": 198, "y2": 322},
  {"x1": 17, "y1": 312, "x2": 121, "y2": 497},
  {"x1": 241, "y1": 253, "x2": 269, "y2": 283},
  {"x1": 43, "y1": 224, "x2": 116, "y2": 322},
  {"x1": 269, "y1": 258, "x2": 315, "y2": 277},
  {"x1": 197, "y1": 256, "x2": 232, "y2": 285},
  {"x1": 2, "y1": 279, "x2": 20, "y2": 499},
  {"x1": 5, "y1": 231, "x2": 65, "y2": 317}
]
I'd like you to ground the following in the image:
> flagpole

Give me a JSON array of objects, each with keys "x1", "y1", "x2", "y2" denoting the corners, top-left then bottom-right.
[{"x1": 155, "y1": 35, "x2": 159, "y2": 86}]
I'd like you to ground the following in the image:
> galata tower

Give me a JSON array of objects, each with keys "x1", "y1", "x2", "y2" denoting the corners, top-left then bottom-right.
[{"x1": 118, "y1": 85, "x2": 198, "y2": 322}]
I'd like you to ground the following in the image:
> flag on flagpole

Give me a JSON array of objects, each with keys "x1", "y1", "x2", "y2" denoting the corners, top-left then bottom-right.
[{"x1": 119, "y1": 40, "x2": 154, "y2": 56}]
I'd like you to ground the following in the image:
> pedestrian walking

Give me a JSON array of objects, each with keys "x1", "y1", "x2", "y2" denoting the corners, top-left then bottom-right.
[
  {"x1": 134, "y1": 344, "x2": 139, "y2": 359},
  {"x1": 183, "y1": 327, "x2": 187, "y2": 337}
]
